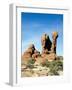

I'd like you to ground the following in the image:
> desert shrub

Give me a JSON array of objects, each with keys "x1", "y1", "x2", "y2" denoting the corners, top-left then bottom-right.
[
  {"x1": 28, "y1": 58, "x2": 35, "y2": 64},
  {"x1": 41, "y1": 60, "x2": 63, "y2": 75},
  {"x1": 49, "y1": 60, "x2": 63, "y2": 75},
  {"x1": 50, "y1": 60, "x2": 62, "y2": 70},
  {"x1": 26, "y1": 58, "x2": 35, "y2": 69}
]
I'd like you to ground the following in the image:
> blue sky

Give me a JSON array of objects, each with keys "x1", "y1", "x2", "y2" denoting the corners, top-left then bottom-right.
[{"x1": 21, "y1": 12, "x2": 63, "y2": 56}]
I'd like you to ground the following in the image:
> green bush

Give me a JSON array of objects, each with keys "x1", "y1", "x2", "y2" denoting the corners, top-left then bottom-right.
[
  {"x1": 41, "y1": 59, "x2": 63, "y2": 75},
  {"x1": 49, "y1": 60, "x2": 63, "y2": 75},
  {"x1": 28, "y1": 58, "x2": 35, "y2": 64},
  {"x1": 26, "y1": 58, "x2": 35, "y2": 69}
]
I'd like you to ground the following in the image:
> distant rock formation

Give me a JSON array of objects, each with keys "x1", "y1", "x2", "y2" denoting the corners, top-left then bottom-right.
[{"x1": 22, "y1": 32, "x2": 58, "y2": 63}]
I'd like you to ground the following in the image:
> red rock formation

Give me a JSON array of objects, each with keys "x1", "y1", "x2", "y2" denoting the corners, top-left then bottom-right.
[
  {"x1": 41, "y1": 32, "x2": 58, "y2": 61},
  {"x1": 22, "y1": 32, "x2": 58, "y2": 63},
  {"x1": 22, "y1": 44, "x2": 40, "y2": 62}
]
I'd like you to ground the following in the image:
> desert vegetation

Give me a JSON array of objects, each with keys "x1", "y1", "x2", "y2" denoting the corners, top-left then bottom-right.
[{"x1": 21, "y1": 58, "x2": 63, "y2": 77}]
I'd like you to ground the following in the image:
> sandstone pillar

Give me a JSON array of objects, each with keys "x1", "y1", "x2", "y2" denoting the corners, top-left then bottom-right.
[{"x1": 51, "y1": 32, "x2": 58, "y2": 54}]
